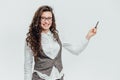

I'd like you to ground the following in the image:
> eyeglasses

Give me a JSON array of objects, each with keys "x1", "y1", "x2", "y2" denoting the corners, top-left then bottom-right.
[{"x1": 41, "y1": 17, "x2": 52, "y2": 22}]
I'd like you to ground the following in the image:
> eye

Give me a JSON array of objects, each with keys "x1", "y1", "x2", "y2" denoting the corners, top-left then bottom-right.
[{"x1": 41, "y1": 17, "x2": 52, "y2": 21}]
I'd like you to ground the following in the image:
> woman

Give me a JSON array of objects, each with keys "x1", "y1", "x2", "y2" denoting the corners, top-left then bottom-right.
[{"x1": 24, "y1": 5, "x2": 97, "y2": 80}]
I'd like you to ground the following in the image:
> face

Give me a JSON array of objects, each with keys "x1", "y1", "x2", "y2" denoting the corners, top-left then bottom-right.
[{"x1": 41, "y1": 11, "x2": 52, "y2": 32}]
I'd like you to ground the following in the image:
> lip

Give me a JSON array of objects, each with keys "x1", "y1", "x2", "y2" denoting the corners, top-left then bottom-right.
[{"x1": 43, "y1": 24, "x2": 50, "y2": 26}]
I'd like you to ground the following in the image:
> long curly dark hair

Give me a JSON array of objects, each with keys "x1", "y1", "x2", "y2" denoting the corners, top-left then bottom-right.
[{"x1": 26, "y1": 5, "x2": 59, "y2": 60}]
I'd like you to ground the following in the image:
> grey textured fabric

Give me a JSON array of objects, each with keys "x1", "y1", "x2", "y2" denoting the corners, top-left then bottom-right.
[
  {"x1": 32, "y1": 36, "x2": 64, "y2": 79},
  {"x1": 32, "y1": 72, "x2": 64, "y2": 80},
  {"x1": 32, "y1": 72, "x2": 44, "y2": 80}
]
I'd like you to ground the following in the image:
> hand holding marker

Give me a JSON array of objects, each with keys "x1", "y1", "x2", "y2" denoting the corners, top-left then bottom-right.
[{"x1": 92, "y1": 21, "x2": 99, "y2": 33}]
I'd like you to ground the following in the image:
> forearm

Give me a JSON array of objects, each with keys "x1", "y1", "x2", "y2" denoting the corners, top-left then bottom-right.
[{"x1": 63, "y1": 37, "x2": 89, "y2": 55}]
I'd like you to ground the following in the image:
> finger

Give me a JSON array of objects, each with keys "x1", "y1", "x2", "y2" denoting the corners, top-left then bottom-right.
[
  {"x1": 91, "y1": 28, "x2": 95, "y2": 32},
  {"x1": 92, "y1": 28, "x2": 97, "y2": 33},
  {"x1": 94, "y1": 28, "x2": 97, "y2": 32}
]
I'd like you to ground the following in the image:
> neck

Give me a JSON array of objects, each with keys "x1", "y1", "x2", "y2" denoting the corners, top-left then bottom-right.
[{"x1": 42, "y1": 29, "x2": 50, "y2": 34}]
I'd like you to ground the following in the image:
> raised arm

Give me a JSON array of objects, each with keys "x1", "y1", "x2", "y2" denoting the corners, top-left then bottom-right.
[{"x1": 61, "y1": 27, "x2": 97, "y2": 55}]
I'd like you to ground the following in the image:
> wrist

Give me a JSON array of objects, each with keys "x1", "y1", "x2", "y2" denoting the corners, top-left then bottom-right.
[{"x1": 86, "y1": 35, "x2": 91, "y2": 40}]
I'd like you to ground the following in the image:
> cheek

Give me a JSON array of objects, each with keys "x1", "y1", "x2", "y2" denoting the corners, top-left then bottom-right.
[
  {"x1": 49, "y1": 21, "x2": 52, "y2": 25},
  {"x1": 41, "y1": 21, "x2": 44, "y2": 25}
]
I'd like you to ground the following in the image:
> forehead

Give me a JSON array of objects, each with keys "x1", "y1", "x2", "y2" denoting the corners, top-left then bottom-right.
[{"x1": 41, "y1": 11, "x2": 52, "y2": 17}]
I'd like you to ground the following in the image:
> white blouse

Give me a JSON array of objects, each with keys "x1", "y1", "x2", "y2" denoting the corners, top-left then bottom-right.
[{"x1": 24, "y1": 30, "x2": 89, "y2": 80}]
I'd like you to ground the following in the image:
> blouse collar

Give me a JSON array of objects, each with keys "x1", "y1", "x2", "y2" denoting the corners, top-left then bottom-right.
[{"x1": 41, "y1": 30, "x2": 52, "y2": 36}]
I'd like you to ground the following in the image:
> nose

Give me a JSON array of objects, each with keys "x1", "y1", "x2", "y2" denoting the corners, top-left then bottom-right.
[{"x1": 44, "y1": 19, "x2": 49, "y2": 23}]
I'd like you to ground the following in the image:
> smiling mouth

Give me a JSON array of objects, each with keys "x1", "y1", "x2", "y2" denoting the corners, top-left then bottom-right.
[
  {"x1": 43, "y1": 24, "x2": 48, "y2": 27},
  {"x1": 43, "y1": 24, "x2": 50, "y2": 26}
]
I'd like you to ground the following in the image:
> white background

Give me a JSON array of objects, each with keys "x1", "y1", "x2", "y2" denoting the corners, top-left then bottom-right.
[{"x1": 0, "y1": 0, "x2": 120, "y2": 80}]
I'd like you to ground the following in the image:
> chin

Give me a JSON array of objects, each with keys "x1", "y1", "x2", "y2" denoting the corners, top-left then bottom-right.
[{"x1": 42, "y1": 26, "x2": 50, "y2": 30}]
